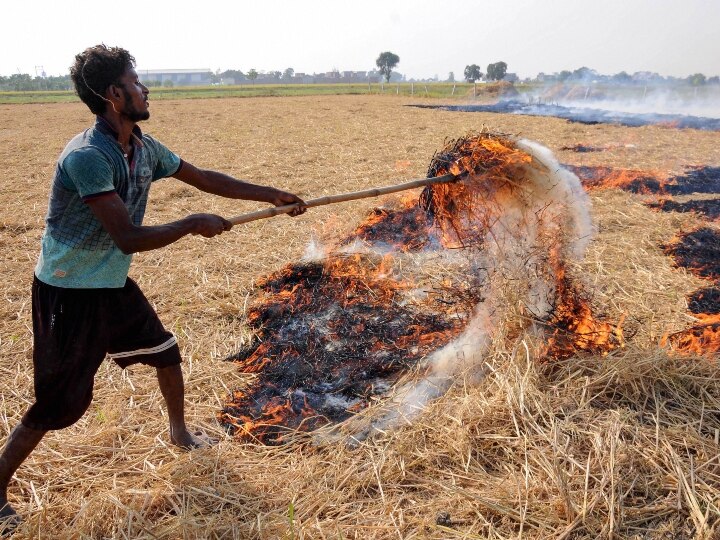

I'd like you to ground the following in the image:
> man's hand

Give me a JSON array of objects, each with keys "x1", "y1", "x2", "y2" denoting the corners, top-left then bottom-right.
[
  {"x1": 270, "y1": 190, "x2": 307, "y2": 217},
  {"x1": 185, "y1": 214, "x2": 233, "y2": 237}
]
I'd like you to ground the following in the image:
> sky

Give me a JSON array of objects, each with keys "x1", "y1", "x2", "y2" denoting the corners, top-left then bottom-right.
[{"x1": 2, "y1": 0, "x2": 719, "y2": 80}]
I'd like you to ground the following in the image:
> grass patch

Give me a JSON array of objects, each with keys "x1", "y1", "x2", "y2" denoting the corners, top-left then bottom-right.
[{"x1": 0, "y1": 82, "x2": 537, "y2": 104}]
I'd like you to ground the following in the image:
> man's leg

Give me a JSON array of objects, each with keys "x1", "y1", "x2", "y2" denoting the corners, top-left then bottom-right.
[
  {"x1": 156, "y1": 364, "x2": 215, "y2": 449},
  {"x1": 0, "y1": 423, "x2": 46, "y2": 524}
]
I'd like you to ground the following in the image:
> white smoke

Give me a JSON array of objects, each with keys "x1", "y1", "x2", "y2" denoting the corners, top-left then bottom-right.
[
  {"x1": 343, "y1": 138, "x2": 593, "y2": 444},
  {"x1": 523, "y1": 84, "x2": 720, "y2": 119}
]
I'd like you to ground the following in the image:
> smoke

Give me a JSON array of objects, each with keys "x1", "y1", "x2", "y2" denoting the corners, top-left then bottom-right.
[
  {"x1": 522, "y1": 82, "x2": 720, "y2": 120},
  {"x1": 343, "y1": 138, "x2": 593, "y2": 444},
  {"x1": 411, "y1": 83, "x2": 720, "y2": 130}
]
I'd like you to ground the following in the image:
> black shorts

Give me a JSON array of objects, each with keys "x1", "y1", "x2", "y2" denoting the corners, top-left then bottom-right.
[{"x1": 22, "y1": 276, "x2": 182, "y2": 431}]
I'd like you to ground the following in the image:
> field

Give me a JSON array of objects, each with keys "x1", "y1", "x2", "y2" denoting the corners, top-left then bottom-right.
[
  {"x1": 0, "y1": 83, "x2": 498, "y2": 105},
  {"x1": 1, "y1": 95, "x2": 719, "y2": 538}
]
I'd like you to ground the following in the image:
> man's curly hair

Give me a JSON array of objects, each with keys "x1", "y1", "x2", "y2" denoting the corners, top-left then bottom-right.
[{"x1": 70, "y1": 45, "x2": 136, "y2": 115}]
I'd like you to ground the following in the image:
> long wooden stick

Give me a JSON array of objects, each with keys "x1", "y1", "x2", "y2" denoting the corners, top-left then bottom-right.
[{"x1": 228, "y1": 173, "x2": 458, "y2": 226}]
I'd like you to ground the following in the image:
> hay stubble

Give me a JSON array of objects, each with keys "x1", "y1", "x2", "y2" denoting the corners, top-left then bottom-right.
[{"x1": 1, "y1": 96, "x2": 719, "y2": 538}]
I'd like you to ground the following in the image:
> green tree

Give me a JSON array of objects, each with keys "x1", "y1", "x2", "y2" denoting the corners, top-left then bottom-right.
[
  {"x1": 571, "y1": 66, "x2": 595, "y2": 81},
  {"x1": 9, "y1": 73, "x2": 33, "y2": 91},
  {"x1": 247, "y1": 69, "x2": 258, "y2": 83},
  {"x1": 486, "y1": 61, "x2": 508, "y2": 81},
  {"x1": 447, "y1": 71, "x2": 455, "y2": 83},
  {"x1": 612, "y1": 71, "x2": 631, "y2": 83},
  {"x1": 463, "y1": 64, "x2": 482, "y2": 82},
  {"x1": 220, "y1": 69, "x2": 245, "y2": 81},
  {"x1": 688, "y1": 73, "x2": 707, "y2": 86},
  {"x1": 376, "y1": 51, "x2": 400, "y2": 83},
  {"x1": 282, "y1": 68, "x2": 295, "y2": 80}
]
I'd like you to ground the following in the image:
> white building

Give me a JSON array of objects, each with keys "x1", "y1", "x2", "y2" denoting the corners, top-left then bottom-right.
[{"x1": 137, "y1": 69, "x2": 213, "y2": 86}]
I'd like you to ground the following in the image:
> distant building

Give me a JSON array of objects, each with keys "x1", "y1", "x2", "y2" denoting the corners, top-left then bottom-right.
[{"x1": 137, "y1": 69, "x2": 213, "y2": 86}]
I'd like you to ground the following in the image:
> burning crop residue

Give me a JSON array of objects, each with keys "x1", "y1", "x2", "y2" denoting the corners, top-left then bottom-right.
[
  {"x1": 539, "y1": 253, "x2": 625, "y2": 361},
  {"x1": 662, "y1": 227, "x2": 720, "y2": 357},
  {"x1": 567, "y1": 165, "x2": 667, "y2": 194},
  {"x1": 342, "y1": 201, "x2": 433, "y2": 252},
  {"x1": 663, "y1": 314, "x2": 720, "y2": 357},
  {"x1": 220, "y1": 253, "x2": 475, "y2": 444},
  {"x1": 567, "y1": 164, "x2": 720, "y2": 197},
  {"x1": 219, "y1": 132, "x2": 625, "y2": 444}
]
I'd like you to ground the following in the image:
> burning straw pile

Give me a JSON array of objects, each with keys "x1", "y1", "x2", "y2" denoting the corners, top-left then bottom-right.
[{"x1": 219, "y1": 131, "x2": 623, "y2": 444}]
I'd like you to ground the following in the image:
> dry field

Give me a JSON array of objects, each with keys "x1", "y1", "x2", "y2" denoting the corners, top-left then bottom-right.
[{"x1": 1, "y1": 95, "x2": 720, "y2": 538}]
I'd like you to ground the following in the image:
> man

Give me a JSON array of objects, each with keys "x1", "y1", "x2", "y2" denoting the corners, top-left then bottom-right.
[{"x1": 0, "y1": 44, "x2": 306, "y2": 528}]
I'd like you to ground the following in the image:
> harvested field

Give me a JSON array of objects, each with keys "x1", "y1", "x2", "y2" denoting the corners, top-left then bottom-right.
[{"x1": 1, "y1": 95, "x2": 720, "y2": 538}]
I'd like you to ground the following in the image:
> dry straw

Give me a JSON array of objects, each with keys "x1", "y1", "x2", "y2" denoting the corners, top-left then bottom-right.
[{"x1": 0, "y1": 95, "x2": 718, "y2": 538}]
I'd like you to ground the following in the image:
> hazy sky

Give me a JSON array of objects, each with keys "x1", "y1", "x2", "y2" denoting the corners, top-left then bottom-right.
[{"x1": 2, "y1": 0, "x2": 718, "y2": 79}]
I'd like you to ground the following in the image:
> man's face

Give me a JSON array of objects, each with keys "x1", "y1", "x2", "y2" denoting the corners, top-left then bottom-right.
[{"x1": 117, "y1": 67, "x2": 150, "y2": 122}]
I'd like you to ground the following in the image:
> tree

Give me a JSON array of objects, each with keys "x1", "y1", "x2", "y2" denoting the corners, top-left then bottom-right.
[
  {"x1": 376, "y1": 51, "x2": 400, "y2": 83},
  {"x1": 247, "y1": 69, "x2": 258, "y2": 83},
  {"x1": 571, "y1": 66, "x2": 596, "y2": 81},
  {"x1": 486, "y1": 61, "x2": 508, "y2": 81},
  {"x1": 282, "y1": 68, "x2": 294, "y2": 80},
  {"x1": 220, "y1": 69, "x2": 245, "y2": 84},
  {"x1": 688, "y1": 73, "x2": 707, "y2": 86},
  {"x1": 612, "y1": 71, "x2": 631, "y2": 84},
  {"x1": 8, "y1": 73, "x2": 33, "y2": 91},
  {"x1": 463, "y1": 64, "x2": 482, "y2": 83},
  {"x1": 447, "y1": 72, "x2": 455, "y2": 83}
]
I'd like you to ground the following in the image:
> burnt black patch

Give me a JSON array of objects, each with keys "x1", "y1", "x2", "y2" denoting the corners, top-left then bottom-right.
[
  {"x1": 564, "y1": 165, "x2": 665, "y2": 193},
  {"x1": 560, "y1": 144, "x2": 605, "y2": 153},
  {"x1": 220, "y1": 256, "x2": 471, "y2": 444},
  {"x1": 664, "y1": 166, "x2": 720, "y2": 196},
  {"x1": 648, "y1": 198, "x2": 720, "y2": 221},
  {"x1": 565, "y1": 165, "x2": 720, "y2": 196},
  {"x1": 688, "y1": 286, "x2": 720, "y2": 314},
  {"x1": 663, "y1": 227, "x2": 720, "y2": 281},
  {"x1": 340, "y1": 205, "x2": 433, "y2": 252}
]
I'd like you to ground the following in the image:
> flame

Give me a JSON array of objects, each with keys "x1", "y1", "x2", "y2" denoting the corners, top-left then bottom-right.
[
  {"x1": 661, "y1": 314, "x2": 720, "y2": 357},
  {"x1": 219, "y1": 132, "x2": 630, "y2": 443},
  {"x1": 421, "y1": 133, "x2": 534, "y2": 248},
  {"x1": 568, "y1": 166, "x2": 668, "y2": 195},
  {"x1": 542, "y1": 276, "x2": 626, "y2": 359}
]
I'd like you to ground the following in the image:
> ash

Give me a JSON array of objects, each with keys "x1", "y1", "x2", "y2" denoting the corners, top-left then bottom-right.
[{"x1": 221, "y1": 254, "x2": 477, "y2": 444}]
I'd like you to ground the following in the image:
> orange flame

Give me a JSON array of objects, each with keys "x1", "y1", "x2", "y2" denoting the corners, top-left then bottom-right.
[{"x1": 661, "y1": 314, "x2": 720, "y2": 357}]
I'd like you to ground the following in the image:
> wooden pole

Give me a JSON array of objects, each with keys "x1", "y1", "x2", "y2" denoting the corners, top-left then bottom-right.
[{"x1": 228, "y1": 173, "x2": 458, "y2": 226}]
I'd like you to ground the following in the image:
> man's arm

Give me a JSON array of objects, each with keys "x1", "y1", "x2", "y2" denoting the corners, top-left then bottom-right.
[
  {"x1": 86, "y1": 193, "x2": 231, "y2": 254},
  {"x1": 172, "y1": 161, "x2": 306, "y2": 216}
]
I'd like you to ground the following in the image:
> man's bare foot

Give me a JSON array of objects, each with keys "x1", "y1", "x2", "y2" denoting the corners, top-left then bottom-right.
[
  {"x1": 0, "y1": 501, "x2": 21, "y2": 535},
  {"x1": 170, "y1": 429, "x2": 218, "y2": 450}
]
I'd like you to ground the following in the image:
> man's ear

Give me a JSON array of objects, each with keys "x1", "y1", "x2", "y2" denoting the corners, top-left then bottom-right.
[{"x1": 106, "y1": 84, "x2": 122, "y2": 101}]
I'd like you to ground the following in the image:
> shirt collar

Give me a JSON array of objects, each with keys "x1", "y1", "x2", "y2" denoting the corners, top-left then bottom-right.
[{"x1": 94, "y1": 116, "x2": 144, "y2": 148}]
